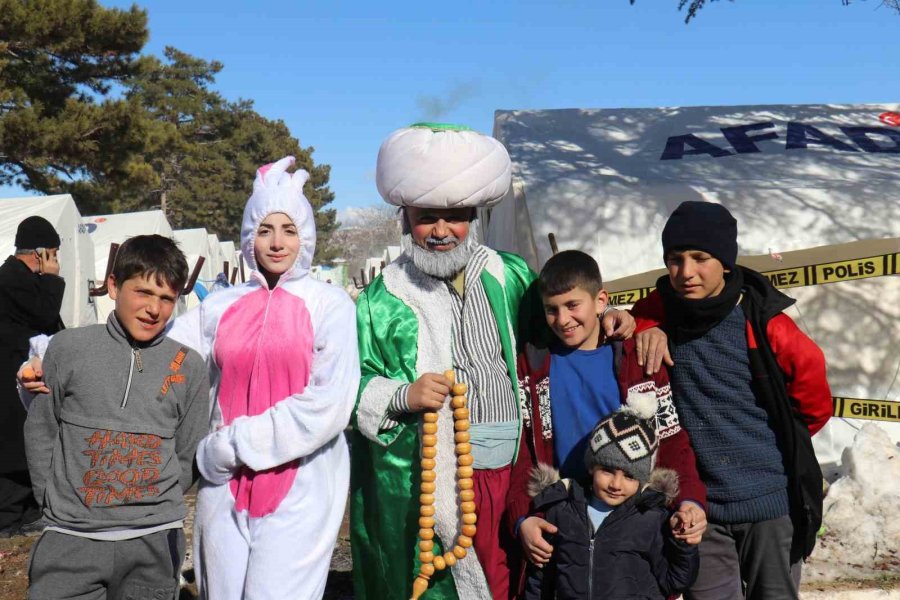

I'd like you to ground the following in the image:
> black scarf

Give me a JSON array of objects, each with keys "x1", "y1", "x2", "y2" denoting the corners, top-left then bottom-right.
[{"x1": 656, "y1": 267, "x2": 744, "y2": 345}]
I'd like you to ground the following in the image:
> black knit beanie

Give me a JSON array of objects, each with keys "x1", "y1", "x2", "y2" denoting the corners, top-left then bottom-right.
[
  {"x1": 661, "y1": 201, "x2": 737, "y2": 269},
  {"x1": 15, "y1": 216, "x2": 61, "y2": 250}
]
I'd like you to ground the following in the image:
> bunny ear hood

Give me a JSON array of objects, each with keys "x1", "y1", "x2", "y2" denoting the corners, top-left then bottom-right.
[{"x1": 241, "y1": 156, "x2": 317, "y2": 280}]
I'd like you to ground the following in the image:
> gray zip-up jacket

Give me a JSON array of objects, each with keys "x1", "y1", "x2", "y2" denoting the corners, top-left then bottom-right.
[{"x1": 24, "y1": 314, "x2": 209, "y2": 532}]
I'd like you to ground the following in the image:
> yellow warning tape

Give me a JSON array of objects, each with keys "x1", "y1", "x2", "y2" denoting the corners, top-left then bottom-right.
[
  {"x1": 832, "y1": 397, "x2": 900, "y2": 423},
  {"x1": 608, "y1": 252, "x2": 899, "y2": 306}
]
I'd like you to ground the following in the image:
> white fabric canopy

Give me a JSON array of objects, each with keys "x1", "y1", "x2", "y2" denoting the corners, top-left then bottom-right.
[
  {"x1": 219, "y1": 241, "x2": 236, "y2": 281},
  {"x1": 83, "y1": 211, "x2": 174, "y2": 281},
  {"x1": 0, "y1": 195, "x2": 97, "y2": 327},
  {"x1": 173, "y1": 228, "x2": 216, "y2": 309},
  {"x1": 206, "y1": 233, "x2": 225, "y2": 280},
  {"x1": 83, "y1": 210, "x2": 178, "y2": 321},
  {"x1": 382, "y1": 245, "x2": 402, "y2": 265},
  {"x1": 486, "y1": 103, "x2": 900, "y2": 472}
]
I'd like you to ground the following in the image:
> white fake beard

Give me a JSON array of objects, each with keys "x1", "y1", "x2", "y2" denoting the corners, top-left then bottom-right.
[{"x1": 401, "y1": 218, "x2": 480, "y2": 280}]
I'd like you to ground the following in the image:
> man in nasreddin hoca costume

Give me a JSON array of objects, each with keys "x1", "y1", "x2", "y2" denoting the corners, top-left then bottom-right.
[{"x1": 350, "y1": 123, "x2": 635, "y2": 600}]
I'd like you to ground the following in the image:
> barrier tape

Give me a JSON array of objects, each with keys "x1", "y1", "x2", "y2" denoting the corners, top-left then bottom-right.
[
  {"x1": 832, "y1": 397, "x2": 900, "y2": 423},
  {"x1": 608, "y1": 252, "x2": 900, "y2": 306}
]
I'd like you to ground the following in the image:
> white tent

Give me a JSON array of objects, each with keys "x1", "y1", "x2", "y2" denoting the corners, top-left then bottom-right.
[
  {"x1": 486, "y1": 103, "x2": 900, "y2": 473},
  {"x1": 219, "y1": 240, "x2": 237, "y2": 282},
  {"x1": 0, "y1": 195, "x2": 96, "y2": 327},
  {"x1": 364, "y1": 256, "x2": 384, "y2": 284},
  {"x1": 206, "y1": 233, "x2": 225, "y2": 281},
  {"x1": 382, "y1": 245, "x2": 402, "y2": 265},
  {"x1": 173, "y1": 228, "x2": 216, "y2": 309},
  {"x1": 83, "y1": 210, "x2": 178, "y2": 322},
  {"x1": 84, "y1": 211, "x2": 174, "y2": 281}
]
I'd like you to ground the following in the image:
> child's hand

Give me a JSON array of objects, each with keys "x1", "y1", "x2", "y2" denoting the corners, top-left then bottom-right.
[
  {"x1": 18, "y1": 357, "x2": 49, "y2": 394},
  {"x1": 519, "y1": 516, "x2": 557, "y2": 566},
  {"x1": 669, "y1": 501, "x2": 707, "y2": 545},
  {"x1": 406, "y1": 373, "x2": 452, "y2": 412}
]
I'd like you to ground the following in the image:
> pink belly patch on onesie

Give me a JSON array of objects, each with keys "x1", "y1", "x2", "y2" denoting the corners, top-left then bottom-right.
[{"x1": 214, "y1": 286, "x2": 314, "y2": 517}]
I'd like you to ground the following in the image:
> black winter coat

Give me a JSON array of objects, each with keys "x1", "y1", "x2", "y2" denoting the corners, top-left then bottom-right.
[
  {"x1": 0, "y1": 256, "x2": 64, "y2": 473},
  {"x1": 525, "y1": 468, "x2": 699, "y2": 600}
]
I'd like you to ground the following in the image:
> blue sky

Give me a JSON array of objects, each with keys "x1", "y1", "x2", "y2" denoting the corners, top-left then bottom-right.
[{"x1": 3, "y1": 0, "x2": 898, "y2": 218}]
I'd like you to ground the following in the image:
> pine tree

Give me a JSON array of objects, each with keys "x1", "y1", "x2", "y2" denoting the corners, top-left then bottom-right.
[
  {"x1": 112, "y1": 48, "x2": 338, "y2": 262},
  {"x1": 0, "y1": 0, "x2": 150, "y2": 191},
  {"x1": 1, "y1": 3, "x2": 338, "y2": 264}
]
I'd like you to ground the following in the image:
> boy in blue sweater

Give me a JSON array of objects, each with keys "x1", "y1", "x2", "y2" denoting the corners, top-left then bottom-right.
[{"x1": 508, "y1": 250, "x2": 707, "y2": 587}]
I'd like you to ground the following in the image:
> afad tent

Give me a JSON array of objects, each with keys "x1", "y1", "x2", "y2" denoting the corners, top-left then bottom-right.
[
  {"x1": 0, "y1": 195, "x2": 97, "y2": 327},
  {"x1": 485, "y1": 103, "x2": 900, "y2": 474},
  {"x1": 82, "y1": 211, "x2": 179, "y2": 322}
]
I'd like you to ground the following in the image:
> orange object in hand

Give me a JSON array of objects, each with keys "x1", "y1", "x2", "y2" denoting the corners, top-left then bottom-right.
[{"x1": 21, "y1": 365, "x2": 36, "y2": 380}]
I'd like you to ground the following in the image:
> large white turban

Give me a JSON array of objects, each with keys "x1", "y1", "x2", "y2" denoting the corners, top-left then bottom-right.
[{"x1": 375, "y1": 123, "x2": 512, "y2": 209}]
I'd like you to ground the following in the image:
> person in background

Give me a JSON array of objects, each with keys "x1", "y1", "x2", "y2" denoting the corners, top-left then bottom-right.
[{"x1": 0, "y1": 216, "x2": 64, "y2": 538}]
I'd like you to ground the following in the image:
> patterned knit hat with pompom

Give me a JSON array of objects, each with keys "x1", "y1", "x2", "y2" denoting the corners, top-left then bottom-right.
[{"x1": 583, "y1": 391, "x2": 659, "y2": 484}]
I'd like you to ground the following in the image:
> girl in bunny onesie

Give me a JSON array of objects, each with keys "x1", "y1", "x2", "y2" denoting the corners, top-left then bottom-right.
[{"x1": 169, "y1": 156, "x2": 359, "y2": 599}]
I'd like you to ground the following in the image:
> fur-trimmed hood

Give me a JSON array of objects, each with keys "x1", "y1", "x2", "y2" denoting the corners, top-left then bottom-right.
[{"x1": 528, "y1": 463, "x2": 680, "y2": 508}]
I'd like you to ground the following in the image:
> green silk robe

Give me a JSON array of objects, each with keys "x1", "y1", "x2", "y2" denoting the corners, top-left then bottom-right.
[{"x1": 350, "y1": 248, "x2": 536, "y2": 600}]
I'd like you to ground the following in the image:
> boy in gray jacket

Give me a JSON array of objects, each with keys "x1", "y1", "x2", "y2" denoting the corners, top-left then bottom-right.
[{"x1": 24, "y1": 235, "x2": 209, "y2": 600}]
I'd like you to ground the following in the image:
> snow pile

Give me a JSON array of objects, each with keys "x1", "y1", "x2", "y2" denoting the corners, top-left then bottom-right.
[{"x1": 806, "y1": 423, "x2": 900, "y2": 581}]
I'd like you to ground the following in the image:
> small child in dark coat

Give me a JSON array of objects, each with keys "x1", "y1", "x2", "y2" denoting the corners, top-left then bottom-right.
[{"x1": 524, "y1": 395, "x2": 699, "y2": 600}]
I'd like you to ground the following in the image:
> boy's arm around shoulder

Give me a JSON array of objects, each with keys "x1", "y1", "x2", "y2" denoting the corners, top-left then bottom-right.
[
  {"x1": 650, "y1": 511, "x2": 700, "y2": 595},
  {"x1": 175, "y1": 348, "x2": 211, "y2": 492},
  {"x1": 766, "y1": 313, "x2": 832, "y2": 435},
  {"x1": 23, "y1": 337, "x2": 66, "y2": 508},
  {"x1": 630, "y1": 290, "x2": 665, "y2": 332},
  {"x1": 198, "y1": 292, "x2": 359, "y2": 477},
  {"x1": 619, "y1": 340, "x2": 706, "y2": 510}
]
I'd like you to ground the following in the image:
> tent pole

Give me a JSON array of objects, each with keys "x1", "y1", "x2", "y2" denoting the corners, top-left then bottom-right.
[
  {"x1": 548, "y1": 233, "x2": 559, "y2": 255},
  {"x1": 183, "y1": 257, "x2": 206, "y2": 296},
  {"x1": 89, "y1": 243, "x2": 120, "y2": 297}
]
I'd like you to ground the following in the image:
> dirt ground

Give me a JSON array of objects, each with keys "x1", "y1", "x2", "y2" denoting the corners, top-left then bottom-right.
[{"x1": 1, "y1": 498, "x2": 897, "y2": 600}]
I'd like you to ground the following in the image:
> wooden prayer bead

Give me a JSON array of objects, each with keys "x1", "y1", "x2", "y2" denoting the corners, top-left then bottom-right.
[{"x1": 411, "y1": 369, "x2": 478, "y2": 600}]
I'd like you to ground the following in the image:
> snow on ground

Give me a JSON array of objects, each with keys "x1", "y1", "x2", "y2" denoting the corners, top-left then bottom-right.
[
  {"x1": 804, "y1": 423, "x2": 900, "y2": 582},
  {"x1": 801, "y1": 590, "x2": 900, "y2": 599}
]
